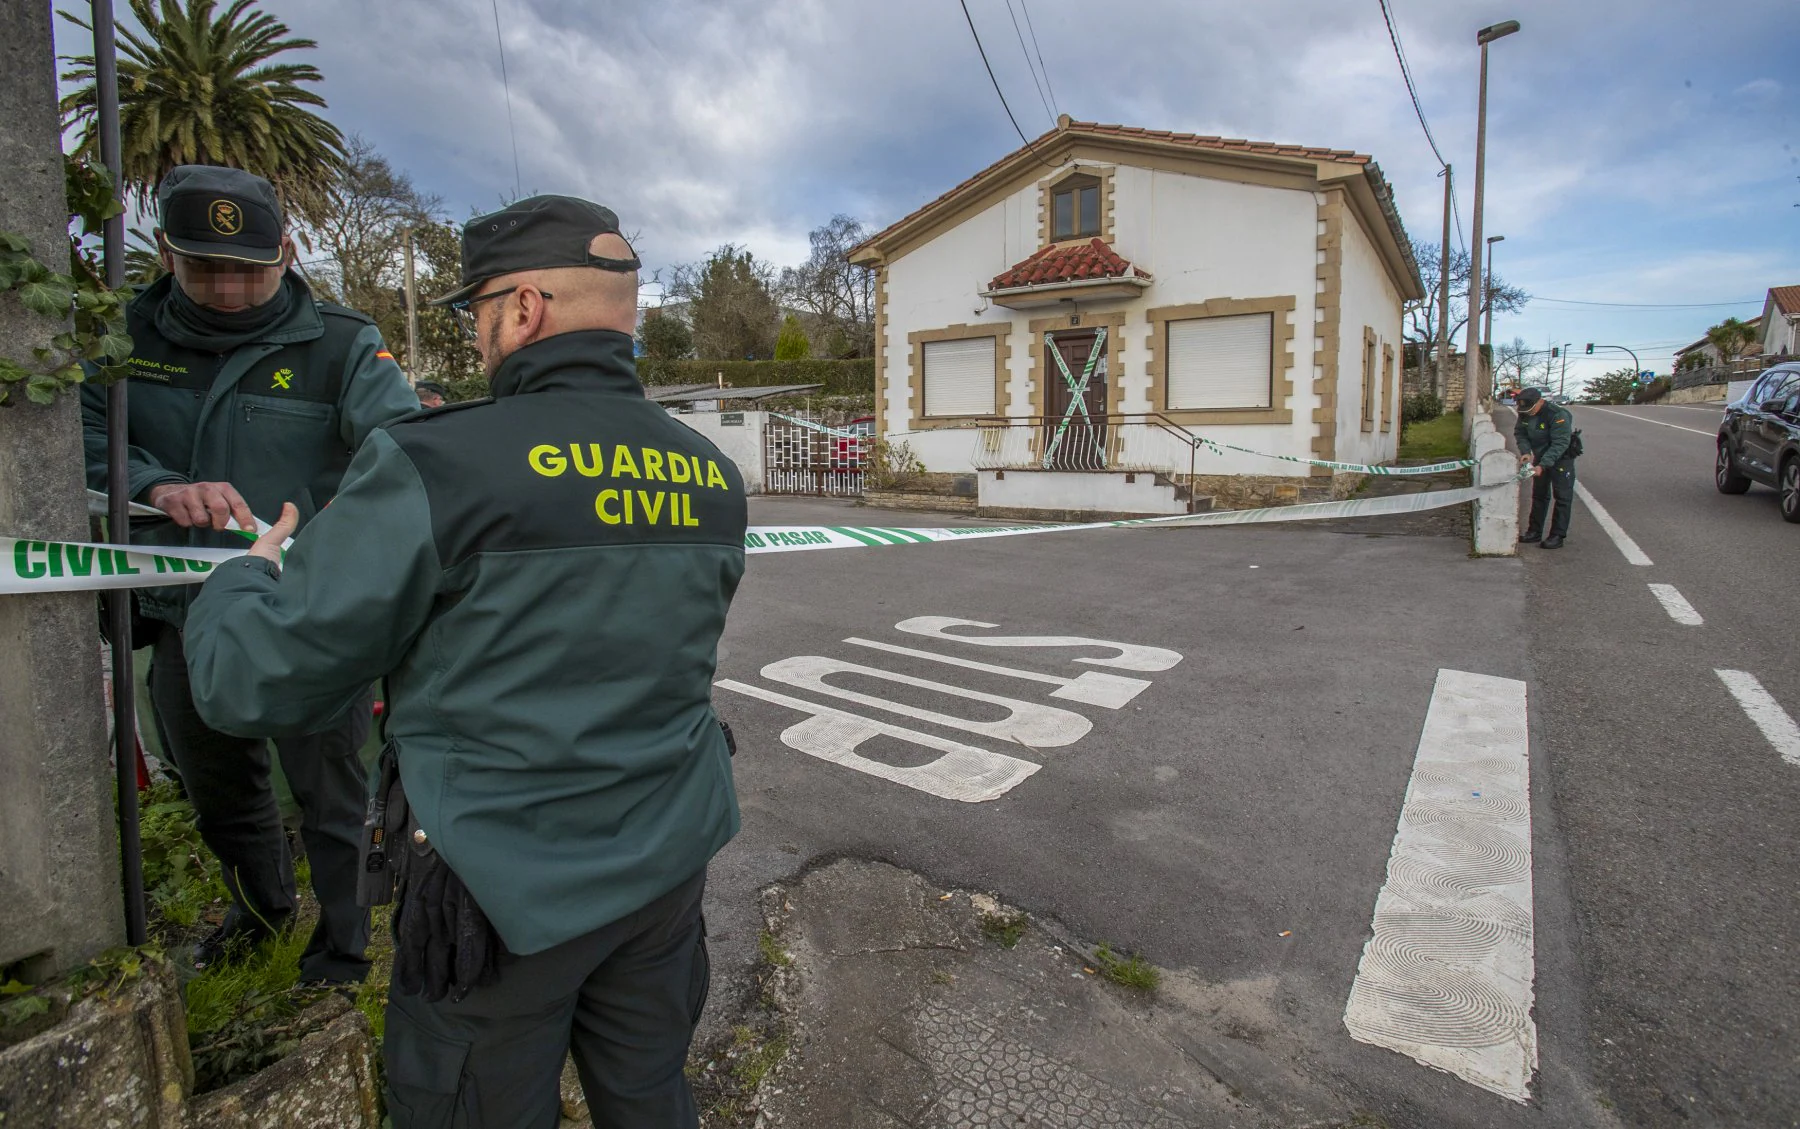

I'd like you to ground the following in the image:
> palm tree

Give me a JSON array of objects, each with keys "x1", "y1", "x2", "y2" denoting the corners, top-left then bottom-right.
[
  {"x1": 59, "y1": 0, "x2": 346, "y2": 226},
  {"x1": 1706, "y1": 317, "x2": 1759, "y2": 365}
]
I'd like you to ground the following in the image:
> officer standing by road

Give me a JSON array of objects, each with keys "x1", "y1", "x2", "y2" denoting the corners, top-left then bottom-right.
[
  {"x1": 80, "y1": 165, "x2": 420, "y2": 983},
  {"x1": 1513, "y1": 387, "x2": 1579, "y2": 548},
  {"x1": 180, "y1": 195, "x2": 747, "y2": 1128}
]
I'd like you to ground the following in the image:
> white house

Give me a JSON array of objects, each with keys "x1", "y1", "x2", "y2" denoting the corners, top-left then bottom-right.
[
  {"x1": 849, "y1": 116, "x2": 1423, "y2": 516},
  {"x1": 1760, "y1": 286, "x2": 1800, "y2": 358}
]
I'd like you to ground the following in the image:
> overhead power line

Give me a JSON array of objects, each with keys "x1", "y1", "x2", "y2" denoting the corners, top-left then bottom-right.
[
  {"x1": 1528, "y1": 296, "x2": 1765, "y2": 309},
  {"x1": 1003, "y1": 0, "x2": 1055, "y2": 128},
  {"x1": 1377, "y1": 0, "x2": 1446, "y2": 169},
  {"x1": 957, "y1": 0, "x2": 1056, "y2": 167},
  {"x1": 1019, "y1": 0, "x2": 1059, "y2": 118},
  {"x1": 491, "y1": 0, "x2": 523, "y2": 200}
]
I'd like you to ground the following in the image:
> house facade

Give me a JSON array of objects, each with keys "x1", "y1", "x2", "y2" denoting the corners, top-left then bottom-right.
[
  {"x1": 1761, "y1": 286, "x2": 1800, "y2": 358},
  {"x1": 850, "y1": 116, "x2": 1423, "y2": 514}
]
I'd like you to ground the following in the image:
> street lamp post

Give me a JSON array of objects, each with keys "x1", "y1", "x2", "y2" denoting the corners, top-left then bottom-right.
[
  {"x1": 1560, "y1": 342, "x2": 1571, "y2": 397},
  {"x1": 1462, "y1": 18, "x2": 1521, "y2": 437},
  {"x1": 1483, "y1": 234, "x2": 1505, "y2": 349}
]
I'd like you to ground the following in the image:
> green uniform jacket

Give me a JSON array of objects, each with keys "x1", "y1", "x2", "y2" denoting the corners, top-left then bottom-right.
[
  {"x1": 1514, "y1": 403, "x2": 1575, "y2": 466},
  {"x1": 80, "y1": 273, "x2": 420, "y2": 626},
  {"x1": 182, "y1": 330, "x2": 747, "y2": 955}
]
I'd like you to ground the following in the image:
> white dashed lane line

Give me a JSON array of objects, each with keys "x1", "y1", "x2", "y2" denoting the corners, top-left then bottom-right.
[
  {"x1": 1583, "y1": 405, "x2": 1717, "y2": 437},
  {"x1": 1574, "y1": 483, "x2": 1653, "y2": 566},
  {"x1": 1344, "y1": 669, "x2": 1537, "y2": 1102},
  {"x1": 1648, "y1": 583, "x2": 1703, "y2": 626},
  {"x1": 1715, "y1": 670, "x2": 1800, "y2": 768}
]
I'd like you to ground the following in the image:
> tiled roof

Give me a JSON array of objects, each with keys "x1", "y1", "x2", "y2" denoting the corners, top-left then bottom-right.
[
  {"x1": 1769, "y1": 285, "x2": 1800, "y2": 315},
  {"x1": 853, "y1": 117, "x2": 1371, "y2": 258},
  {"x1": 988, "y1": 238, "x2": 1144, "y2": 290}
]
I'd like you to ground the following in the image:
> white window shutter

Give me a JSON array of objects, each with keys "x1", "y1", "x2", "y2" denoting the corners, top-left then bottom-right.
[
  {"x1": 923, "y1": 337, "x2": 997, "y2": 416},
  {"x1": 1166, "y1": 314, "x2": 1273, "y2": 410}
]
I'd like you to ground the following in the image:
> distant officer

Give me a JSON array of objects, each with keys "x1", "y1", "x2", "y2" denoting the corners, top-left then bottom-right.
[
  {"x1": 413, "y1": 380, "x2": 447, "y2": 408},
  {"x1": 81, "y1": 165, "x2": 419, "y2": 983},
  {"x1": 1513, "y1": 387, "x2": 1578, "y2": 548},
  {"x1": 181, "y1": 195, "x2": 747, "y2": 1128}
]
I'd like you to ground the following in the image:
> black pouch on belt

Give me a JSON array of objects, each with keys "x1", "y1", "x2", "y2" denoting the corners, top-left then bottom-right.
[{"x1": 356, "y1": 738, "x2": 408, "y2": 908}]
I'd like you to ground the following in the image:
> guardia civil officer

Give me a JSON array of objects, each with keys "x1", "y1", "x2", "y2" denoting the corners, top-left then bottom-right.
[
  {"x1": 181, "y1": 195, "x2": 748, "y2": 1128},
  {"x1": 1513, "y1": 387, "x2": 1579, "y2": 548},
  {"x1": 80, "y1": 165, "x2": 419, "y2": 983}
]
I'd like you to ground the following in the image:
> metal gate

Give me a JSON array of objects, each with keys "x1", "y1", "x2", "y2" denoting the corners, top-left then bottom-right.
[{"x1": 764, "y1": 412, "x2": 866, "y2": 496}]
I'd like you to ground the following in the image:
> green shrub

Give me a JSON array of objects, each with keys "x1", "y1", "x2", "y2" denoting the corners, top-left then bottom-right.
[
  {"x1": 774, "y1": 314, "x2": 811, "y2": 360},
  {"x1": 1402, "y1": 390, "x2": 1444, "y2": 424}
]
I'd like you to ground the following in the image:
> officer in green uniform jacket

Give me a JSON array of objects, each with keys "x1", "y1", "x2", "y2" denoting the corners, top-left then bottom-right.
[
  {"x1": 81, "y1": 166, "x2": 419, "y2": 983},
  {"x1": 182, "y1": 195, "x2": 747, "y2": 1129},
  {"x1": 1512, "y1": 387, "x2": 1578, "y2": 548}
]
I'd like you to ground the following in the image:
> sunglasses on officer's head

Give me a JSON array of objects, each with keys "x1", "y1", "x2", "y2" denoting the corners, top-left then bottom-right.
[{"x1": 448, "y1": 286, "x2": 555, "y2": 341}]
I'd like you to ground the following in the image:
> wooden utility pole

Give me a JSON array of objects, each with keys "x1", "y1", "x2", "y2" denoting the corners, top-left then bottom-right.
[
  {"x1": 403, "y1": 229, "x2": 419, "y2": 383},
  {"x1": 1436, "y1": 166, "x2": 1453, "y2": 402}
]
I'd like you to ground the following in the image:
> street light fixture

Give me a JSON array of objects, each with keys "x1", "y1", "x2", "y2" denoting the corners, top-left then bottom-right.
[
  {"x1": 1483, "y1": 235, "x2": 1505, "y2": 349},
  {"x1": 1463, "y1": 18, "x2": 1521, "y2": 437}
]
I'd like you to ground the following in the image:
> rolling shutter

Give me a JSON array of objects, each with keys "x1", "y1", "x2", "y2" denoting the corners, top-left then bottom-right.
[
  {"x1": 1166, "y1": 313, "x2": 1273, "y2": 410},
  {"x1": 923, "y1": 337, "x2": 997, "y2": 417}
]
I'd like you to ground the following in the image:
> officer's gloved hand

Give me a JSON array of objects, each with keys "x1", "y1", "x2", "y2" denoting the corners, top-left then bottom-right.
[{"x1": 393, "y1": 838, "x2": 502, "y2": 1003}]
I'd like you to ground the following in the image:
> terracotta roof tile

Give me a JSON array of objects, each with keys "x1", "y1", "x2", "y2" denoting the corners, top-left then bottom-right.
[
  {"x1": 989, "y1": 238, "x2": 1143, "y2": 290},
  {"x1": 853, "y1": 118, "x2": 1371, "y2": 259},
  {"x1": 1770, "y1": 285, "x2": 1800, "y2": 315}
]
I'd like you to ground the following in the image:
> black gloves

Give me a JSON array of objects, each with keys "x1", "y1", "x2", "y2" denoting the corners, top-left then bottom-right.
[{"x1": 392, "y1": 834, "x2": 502, "y2": 1004}]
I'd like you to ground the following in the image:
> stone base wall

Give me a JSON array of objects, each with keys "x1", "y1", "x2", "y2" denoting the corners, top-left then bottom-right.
[
  {"x1": 869, "y1": 472, "x2": 976, "y2": 497},
  {"x1": 864, "y1": 490, "x2": 979, "y2": 514},
  {"x1": 1665, "y1": 383, "x2": 1728, "y2": 405},
  {"x1": 1179, "y1": 472, "x2": 1361, "y2": 510}
]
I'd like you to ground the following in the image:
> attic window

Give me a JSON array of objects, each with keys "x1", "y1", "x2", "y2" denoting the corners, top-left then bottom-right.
[{"x1": 1052, "y1": 175, "x2": 1101, "y2": 241}]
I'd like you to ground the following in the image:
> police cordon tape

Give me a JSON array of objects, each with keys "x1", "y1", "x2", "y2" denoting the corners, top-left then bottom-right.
[{"x1": 3, "y1": 470, "x2": 1526, "y2": 596}]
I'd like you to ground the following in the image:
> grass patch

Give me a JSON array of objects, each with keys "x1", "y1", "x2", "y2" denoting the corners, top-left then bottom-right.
[
  {"x1": 1093, "y1": 943, "x2": 1160, "y2": 993},
  {"x1": 757, "y1": 929, "x2": 793, "y2": 968},
  {"x1": 728, "y1": 1024, "x2": 789, "y2": 1091},
  {"x1": 138, "y1": 781, "x2": 230, "y2": 936},
  {"x1": 1397, "y1": 411, "x2": 1467, "y2": 461},
  {"x1": 977, "y1": 910, "x2": 1028, "y2": 949}
]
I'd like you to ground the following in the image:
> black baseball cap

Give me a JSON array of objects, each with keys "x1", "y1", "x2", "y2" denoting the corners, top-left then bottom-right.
[
  {"x1": 428, "y1": 195, "x2": 640, "y2": 307},
  {"x1": 1516, "y1": 387, "x2": 1544, "y2": 409},
  {"x1": 414, "y1": 381, "x2": 448, "y2": 397},
  {"x1": 156, "y1": 165, "x2": 285, "y2": 265}
]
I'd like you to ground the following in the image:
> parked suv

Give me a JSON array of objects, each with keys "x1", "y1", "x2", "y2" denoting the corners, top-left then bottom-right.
[{"x1": 1716, "y1": 361, "x2": 1800, "y2": 523}]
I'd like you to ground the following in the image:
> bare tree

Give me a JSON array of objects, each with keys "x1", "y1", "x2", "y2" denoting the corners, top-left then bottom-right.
[
  {"x1": 1405, "y1": 240, "x2": 1528, "y2": 349},
  {"x1": 777, "y1": 215, "x2": 875, "y2": 358}
]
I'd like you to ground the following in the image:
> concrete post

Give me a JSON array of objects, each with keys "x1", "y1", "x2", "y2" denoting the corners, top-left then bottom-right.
[
  {"x1": 0, "y1": 0, "x2": 125, "y2": 975},
  {"x1": 1469, "y1": 414, "x2": 1519, "y2": 556}
]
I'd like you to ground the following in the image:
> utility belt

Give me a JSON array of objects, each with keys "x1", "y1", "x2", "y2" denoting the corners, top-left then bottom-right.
[{"x1": 359, "y1": 739, "x2": 502, "y2": 1002}]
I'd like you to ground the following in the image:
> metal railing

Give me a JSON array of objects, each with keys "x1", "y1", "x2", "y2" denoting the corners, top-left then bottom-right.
[{"x1": 969, "y1": 414, "x2": 1201, "y2": 482}]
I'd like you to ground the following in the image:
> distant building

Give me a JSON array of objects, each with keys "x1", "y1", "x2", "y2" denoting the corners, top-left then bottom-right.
[{"x1": 1760, "y1": 286, "x2": 1800, "y2": 358}]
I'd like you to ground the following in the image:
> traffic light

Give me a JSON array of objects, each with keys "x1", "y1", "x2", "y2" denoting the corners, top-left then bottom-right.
[
  {"x1": 1550, "y1": 347, "x2": 1560, "y2": 358},
  {"x1": 1585, "y1": 343, "x2": 1594, "y2": 354}
]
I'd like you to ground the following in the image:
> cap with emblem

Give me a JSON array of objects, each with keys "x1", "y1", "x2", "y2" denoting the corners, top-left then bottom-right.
[
  {"x1": 1516, "y1": 387, "x2": 1543, "y2": 409},
  {"x1": 428, "y1": 194, "x2": 640, "y2": 307},
  {"x1": 156, "y1": 165, "x2": 286, "y2": 265}
]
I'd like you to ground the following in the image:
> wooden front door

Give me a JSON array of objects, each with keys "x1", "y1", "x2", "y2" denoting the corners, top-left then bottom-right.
[{"x1": 1042, "y1": 329, "x2": 1108, "y2": 469}]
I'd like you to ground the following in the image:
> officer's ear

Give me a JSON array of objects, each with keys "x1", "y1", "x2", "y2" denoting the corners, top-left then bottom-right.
[{"x1": 516, "y1": 284, "x2": 553, "y2": 345}]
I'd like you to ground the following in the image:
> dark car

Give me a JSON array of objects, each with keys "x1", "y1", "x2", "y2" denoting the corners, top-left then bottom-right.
[{"x1": 1716, "y1": 361, "x2": 1800, "y2": 522}]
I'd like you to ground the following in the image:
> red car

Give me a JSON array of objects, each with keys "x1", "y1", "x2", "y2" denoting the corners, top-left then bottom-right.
[{"x1": 831, "y1": 416, "x2": 875, "y2": 469}]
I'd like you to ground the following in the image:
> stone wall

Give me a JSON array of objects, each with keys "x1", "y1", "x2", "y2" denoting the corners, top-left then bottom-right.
[
  {"x1": 1182, "y1": 472, "x2": 1360, "y2": 510},
  {"x1": 1665, "y1": 383, "x2": 1729, "y2": 405}
]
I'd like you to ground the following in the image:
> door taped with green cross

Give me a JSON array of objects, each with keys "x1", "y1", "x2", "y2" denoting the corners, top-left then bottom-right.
[{"x1": 1041, "y1": 328, "x2": 1108, "y2": 470}]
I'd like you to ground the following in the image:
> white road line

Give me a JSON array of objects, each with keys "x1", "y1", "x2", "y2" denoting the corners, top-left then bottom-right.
[
  {"x1": 1647, "y1": 583, "x2": 1704, "y2": 626},
  {"x1": 1574, "y1": 483, "x2": 1653, "y2": 566},
  {"x1": 1715, "y1": 670, "x2": 1800, "y2": 767},
  {"x1": 1583, "y1": 405, "x2": 1716, "y2": 436},
  {"x1": 1664, "y1": 404, "x2": 1726, "y2": 415},
  {"x1": 1344, "y1": 669, "x2": 1537, "y2": 1102}
]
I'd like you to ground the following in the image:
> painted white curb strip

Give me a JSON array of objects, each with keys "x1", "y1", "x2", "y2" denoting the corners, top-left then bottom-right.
[
  {"x1": 1648, "y1": 583, "x2": 1704, "y2": 626},
  {"x1": 1574, "y1": 483, "x2": 1653, "y2": 566},
  {"x1": 1716, "y1": 670, "x2": 1800, "y2": 767},
  {"x1": 1344, "y1": 668, "x2": 1538, "y2": 1102}
]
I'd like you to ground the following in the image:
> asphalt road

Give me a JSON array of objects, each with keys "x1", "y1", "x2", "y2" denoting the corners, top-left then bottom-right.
[
  {"x1": 1506, "y1": 401, "x2": 1800, "y2": 1127},
  {"x1": 703, "y1": 492, "x2": 1619, "y2": 1127}
]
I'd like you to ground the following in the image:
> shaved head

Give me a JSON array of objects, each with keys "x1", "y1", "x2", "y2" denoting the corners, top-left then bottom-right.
[{"x1": 472, "y1": 233, "x2": 640, "y2": 376}]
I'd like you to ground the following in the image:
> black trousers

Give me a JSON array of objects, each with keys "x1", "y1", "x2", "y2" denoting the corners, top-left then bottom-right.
[
  {"x1": 384, "y1": 869, "x2": 711, "y2": 1129},
  {"x1": 148, "y1": 625, "x2": 372, "y2": 983},
  {"x1": 1526, "y1": 460, "x2": 1577, "y2": 539}
]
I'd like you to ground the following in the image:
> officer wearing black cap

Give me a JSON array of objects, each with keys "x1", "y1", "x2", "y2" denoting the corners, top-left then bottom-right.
[
  {"x1": 180, "y1": 194, "x2": 747, "y2": 1127},
  {"x1": 412, "y1": 380, "x2": 448, "y2": 408},
  {"x1": 80, "y1": 165, "x2": 420, "y2": 983},
  {"x1": 1513, "y1": 387, "x2": 1579, "y2": 548}
]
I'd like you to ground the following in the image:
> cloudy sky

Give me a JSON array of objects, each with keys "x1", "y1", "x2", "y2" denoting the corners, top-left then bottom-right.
[{"x1": 64, "y1": 0, "x2": 1799, "y2": 390}]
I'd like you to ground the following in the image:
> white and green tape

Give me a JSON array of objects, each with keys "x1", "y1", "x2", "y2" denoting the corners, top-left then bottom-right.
[
  {"x1": 1192, "y1": 437, "x2": 1475, "y2": 476},
  {"x1": 4, "y1": 472, "x2": 1524, "y2": 595}
]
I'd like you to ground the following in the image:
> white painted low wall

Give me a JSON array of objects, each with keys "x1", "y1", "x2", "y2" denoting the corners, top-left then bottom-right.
[
  {"x1": 1470, "y1": 413, "x2": 1518, "y2": 556},
  {"x1": 978, "y1": 470, "x2": 1186, "y2": 515},
  {"x1": 673, "y1": 409, "x2": 765, "y2": 493}
]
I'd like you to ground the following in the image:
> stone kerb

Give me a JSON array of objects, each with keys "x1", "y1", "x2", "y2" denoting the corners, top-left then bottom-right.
[{"x1": 1469, "y1": 414, "x2": 1518, "y2": 556}]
